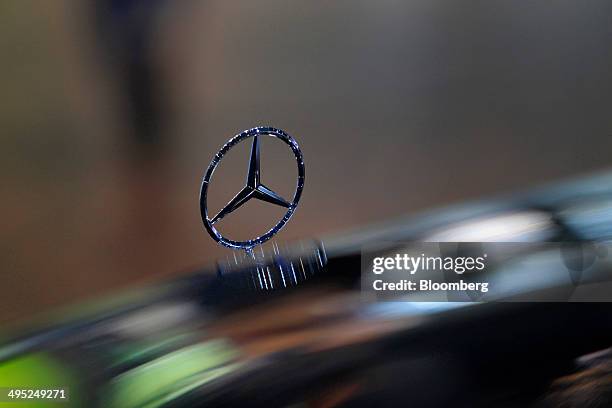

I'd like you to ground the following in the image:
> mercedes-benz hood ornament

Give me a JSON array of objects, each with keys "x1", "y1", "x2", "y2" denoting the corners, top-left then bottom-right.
[{"x1": 200, "y1": 127, "x2": 305, "y2": 255}]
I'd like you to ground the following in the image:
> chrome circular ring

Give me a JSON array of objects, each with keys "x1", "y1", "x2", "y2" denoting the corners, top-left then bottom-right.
[{"x1": 200, "y1": 127, "x2": 305, "y2": 250}]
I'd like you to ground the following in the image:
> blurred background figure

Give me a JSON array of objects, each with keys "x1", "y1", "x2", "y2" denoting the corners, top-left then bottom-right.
[
  {"x1": 1, "y1": 0, "x2": 612, "y2": 325},
  {"x1": 94, "y1": 0, "x2": 168, "y2": 155}
]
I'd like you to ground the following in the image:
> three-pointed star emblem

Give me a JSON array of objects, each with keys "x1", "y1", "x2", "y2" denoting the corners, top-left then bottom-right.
[{"x1": 210, "y1": 135, "x2": 290, "y2": 224}]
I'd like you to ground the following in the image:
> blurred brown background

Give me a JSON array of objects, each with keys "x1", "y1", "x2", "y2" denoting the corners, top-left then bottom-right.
[{"x1": 1, "y1": 1, "x2": 611, "y2": 325}]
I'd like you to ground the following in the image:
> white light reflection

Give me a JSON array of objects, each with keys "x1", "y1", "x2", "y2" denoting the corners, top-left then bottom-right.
[
  {"x1": 362, "y1": 302, "x2": 474, "y2": 319},
  {"x1": 425, "y1": 211, "x2": 555, "y2": 242}
]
